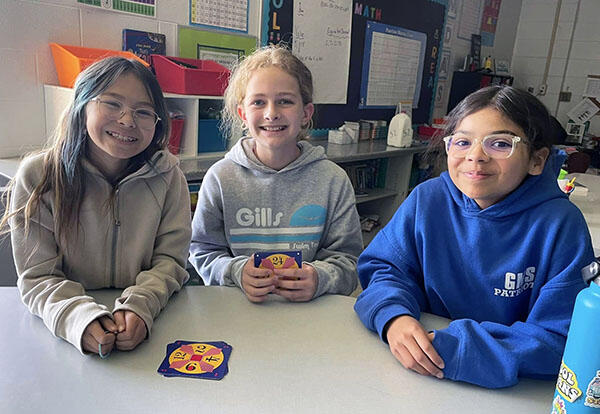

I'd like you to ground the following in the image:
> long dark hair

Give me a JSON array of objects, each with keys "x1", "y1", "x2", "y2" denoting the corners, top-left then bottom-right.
[{"x1": 1, "y1": 56, "x2": 170, "y2": 245}]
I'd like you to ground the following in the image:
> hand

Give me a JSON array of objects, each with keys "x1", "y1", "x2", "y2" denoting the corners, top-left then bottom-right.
[
  {"x1": 241, "y1": 258, "x2": 276, "y2": 303},
  {"x1": 82, "y1": 315, "x2": 117, "y2": 356},
  {"x1": 272, "y1": 264, "x2": 318, "y2": 302},
  {"x1": 385, "y1": 315, "x2": 445, "y2": 378},
  {"x1": 113, "y1": 310, "x2": 147, "y2": 351}
]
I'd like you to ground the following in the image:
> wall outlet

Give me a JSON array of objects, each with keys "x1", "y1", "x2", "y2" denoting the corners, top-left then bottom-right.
[
  {"x1": 559, "y1": 91, "x2": 572, "y2": 102},
  {"x1": 538, "y1": 84, "x2": 547, "y2": 96}
]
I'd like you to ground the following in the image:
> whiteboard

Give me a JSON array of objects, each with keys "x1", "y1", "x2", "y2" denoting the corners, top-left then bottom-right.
[{"x1": 292, "y1": 0, "x2": 352, "y2": 104}]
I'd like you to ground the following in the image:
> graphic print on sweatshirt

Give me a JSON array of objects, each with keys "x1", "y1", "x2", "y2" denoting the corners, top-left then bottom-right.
[
  {"x1": 493, "y1": 266, "x2": 536, "y2": 297},
  {"x1": 230, "y1": 204, "x2": 326, "y2": 251}
]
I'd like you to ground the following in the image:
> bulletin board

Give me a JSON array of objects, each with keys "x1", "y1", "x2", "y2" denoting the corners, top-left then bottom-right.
[
  {"x1": 179, "y1": 27, "x2": 257, "y2": 69},
  {"x1": 262, "y1": 0, "x2": 446, "y2": 127}
]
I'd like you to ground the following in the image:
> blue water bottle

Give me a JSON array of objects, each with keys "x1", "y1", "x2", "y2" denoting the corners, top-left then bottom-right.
[{"x1": 552, "y1": 258, "x2": 600, "y2": 413}]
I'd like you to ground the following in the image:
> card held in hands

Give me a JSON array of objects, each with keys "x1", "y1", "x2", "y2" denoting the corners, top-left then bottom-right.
[{"x1": 253, "y1": 250, "x2": 302, "y2": 270}]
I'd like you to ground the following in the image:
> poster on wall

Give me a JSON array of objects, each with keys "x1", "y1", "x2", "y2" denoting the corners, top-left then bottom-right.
[
  {"x1": 190, "y1": 0, "x2": 249, "y2": 33},
  {"x1": 480, "y1": 0, "x2": 502, "y2": 46},
  {"x1": 443, "y1": 20, "x2": 454, "y2": 47},
  {"x1": 438, "y1": 49, "x2": 450, "y2": 80},
  {"x1": 457, "y1": 0, "x2": 482, "y2": 40},
  {"x1": 77, "y1": 0, "x2": 156, "y2": 18},
  {"x1": 434, "y1": 81, "x2": 446, "y2": 108},
  {"x1": 178, "y1": 27, "x2": 256, "y2": 69},
  {"x1": 261, "y1": 0, "x2": 294, "y2": 46},
  {"x1": 583, "y1": 75, "x2": 600, "y2": 99},
  {"x1": 447, "y1": 0, "x2": 458, "y2": 18},
  {"x1": 292, "y1": 0, "x2": 352, "y2": 104},
  {"x1": 359, "y1": 21, "x2": 427, "y2": 109}
]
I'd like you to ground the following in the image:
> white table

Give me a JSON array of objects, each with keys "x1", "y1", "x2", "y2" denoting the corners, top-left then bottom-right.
[
  {"x1": 568, "y1": 172, "x2": 600, "y2": 256},
  {"x1": 0, "y1": 286, "x2": 555, "y2": 413}
]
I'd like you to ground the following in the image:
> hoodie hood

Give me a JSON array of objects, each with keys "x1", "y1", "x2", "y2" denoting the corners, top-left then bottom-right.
[
  {"x1": 224, "y1": 137, "x2": 327, "y2": 173},
  {"x1": 82, "y1": 149, "x2": 179, "y2": 183},
  {"x1": 441, "y1": 148, "x2": 567, "y2": 218}
]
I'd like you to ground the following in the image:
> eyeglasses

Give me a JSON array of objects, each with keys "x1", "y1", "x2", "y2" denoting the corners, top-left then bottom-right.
[
  {"x1": 91, "y1": 97, "x2": 161, "y2": 130},
  {"x1": 442, "y1": 133, "x2": 522, "y2": 159}
]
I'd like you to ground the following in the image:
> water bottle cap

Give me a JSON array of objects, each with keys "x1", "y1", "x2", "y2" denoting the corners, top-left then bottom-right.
[{"x1": 582, "y1": 258, "x2": 600, "y2": 285}]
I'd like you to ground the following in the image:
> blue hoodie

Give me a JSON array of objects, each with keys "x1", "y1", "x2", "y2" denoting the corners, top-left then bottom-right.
[{"x1": 354, "y1": 150, "x2": 594, "y2": 388}]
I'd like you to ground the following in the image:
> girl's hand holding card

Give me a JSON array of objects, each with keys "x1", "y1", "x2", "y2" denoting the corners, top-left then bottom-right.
[
  {"x1": 273, "y1": 264, "x2": 318, "y2": 302},
  {"x1": 241, "y1": 259, "x2": 276, "y2": 303}
]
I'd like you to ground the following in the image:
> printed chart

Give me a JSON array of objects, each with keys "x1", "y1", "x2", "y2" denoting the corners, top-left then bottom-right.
[
  {"x1": 360, "y1": 21, "x2": 426, "y2": 108},
  {"x1": 190, "y1": 0, "x2": 248, "y2": 33},
  {"x1": 77, "y1": 0, "x2": 155, "y2": 17}
]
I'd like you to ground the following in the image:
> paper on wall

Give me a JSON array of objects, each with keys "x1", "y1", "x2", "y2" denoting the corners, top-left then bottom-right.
[{"x1": 567, "y1": 97, "x2": 600, "y2": 124}]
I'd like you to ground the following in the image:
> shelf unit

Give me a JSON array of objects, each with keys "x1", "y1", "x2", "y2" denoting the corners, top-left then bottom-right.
[
  {"x1": 321, "y1": 140, "x2": 425, "y2": 245},
  {"x1": 43, "y1": 85, "x2": 230, "y2": 160}
]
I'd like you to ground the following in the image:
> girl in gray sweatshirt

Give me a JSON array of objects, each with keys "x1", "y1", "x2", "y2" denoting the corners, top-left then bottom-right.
[{"x1": 189, "y1": 45, "x2": 362, "y2": 302}]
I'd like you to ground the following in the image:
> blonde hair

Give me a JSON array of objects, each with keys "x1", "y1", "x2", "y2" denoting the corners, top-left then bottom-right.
[{"x1": 221, "y1": 45, "x2": 314, "y2": 141}]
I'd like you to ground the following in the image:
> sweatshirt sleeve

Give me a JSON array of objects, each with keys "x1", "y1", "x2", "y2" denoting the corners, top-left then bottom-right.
[
  {"x1": 188, "y1": 169, "x2": 248, "y2": 288},
  {"x1": 431, "y1": 221, "x2": 593, "y2": 389},
  {"x1": 354, "y1": 194, "x2": 428, "y2": 340},
  {"x1": 10, "y1": 159, "x2": 111, "y2": 354},
  {"x1": 311, "y1": 176, "x2": 363, "y2": 298},
  {"x1": 113, "y1": 167, "x2": 192, "y2": 334}
]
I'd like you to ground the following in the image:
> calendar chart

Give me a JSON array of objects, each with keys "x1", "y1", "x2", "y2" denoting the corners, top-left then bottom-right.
[
  {"x1": 190, "y1": 0, "x2": 249, "y2": 33},
  {"x1": 360, "y1": 22, "x2": 427, "y2": 109}
]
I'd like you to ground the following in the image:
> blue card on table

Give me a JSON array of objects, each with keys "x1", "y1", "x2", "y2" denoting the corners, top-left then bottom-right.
[{"x1": 157, "y1": 340, "x2": 232, "y2": 380}]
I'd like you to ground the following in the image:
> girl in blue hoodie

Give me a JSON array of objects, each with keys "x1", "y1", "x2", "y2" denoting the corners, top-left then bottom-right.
[{"x1": 354, "y1": 86, "x2": 594, "y2": 388}]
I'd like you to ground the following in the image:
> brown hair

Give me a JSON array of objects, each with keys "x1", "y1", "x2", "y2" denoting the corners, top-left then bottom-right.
[{"x1": 425, "y1": 85, "x2": 553, "y2": 175}]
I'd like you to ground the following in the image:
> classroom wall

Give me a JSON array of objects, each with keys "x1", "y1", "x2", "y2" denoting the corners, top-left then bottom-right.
[
  {"x1": 512, "y1": 0, "x2": 600, "y2": 135},
  {"x1": 0, "y1": 0, "x2": 261, "y2": 158},
  {"x1": 6, "y1": 0, "x2": 594, "y2": 159},
  {"x1": 431, "y1": 0, "x2": 522, "y2": 121}
]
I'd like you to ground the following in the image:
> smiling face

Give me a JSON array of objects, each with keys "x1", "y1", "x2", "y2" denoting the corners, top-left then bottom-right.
[
  {"x1": 237, "y1": 66, "x2": 313, "y2": 159},
  {"x1": 447, "y1": 107, "x2": 548, "y2": 209},
  {"x1": 85, "y1": 72, "x2": 156, "y2": 178}
]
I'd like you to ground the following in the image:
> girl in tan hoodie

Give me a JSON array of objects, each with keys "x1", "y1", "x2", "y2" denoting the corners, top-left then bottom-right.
[{"x1": 1, "y1": 56, "x2": 191, "y2": 356}]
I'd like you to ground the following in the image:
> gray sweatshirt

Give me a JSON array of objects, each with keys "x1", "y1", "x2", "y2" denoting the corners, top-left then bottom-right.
[{"x1": 189, "y1": 137, "x2": 363, "y2": 298}]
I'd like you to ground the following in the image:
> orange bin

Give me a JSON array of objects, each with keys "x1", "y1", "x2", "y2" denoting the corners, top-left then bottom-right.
[{"x1": 49, "y1": 43, "x2": 149, "y2": 88}]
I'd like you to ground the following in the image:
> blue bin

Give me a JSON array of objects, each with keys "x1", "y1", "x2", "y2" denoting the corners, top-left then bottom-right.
[{"x1": 198, "y1": 119, "x2": 228, "y2": 153}]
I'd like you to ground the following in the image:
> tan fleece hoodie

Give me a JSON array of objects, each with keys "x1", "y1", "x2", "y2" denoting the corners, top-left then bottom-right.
[{"x1": 9, "y1": 150, "x2": 191, "y2": 354}]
